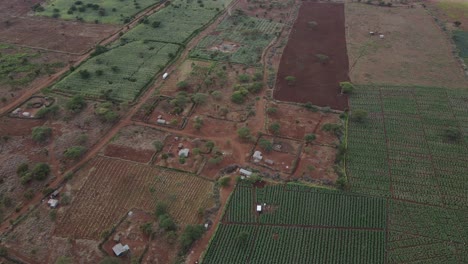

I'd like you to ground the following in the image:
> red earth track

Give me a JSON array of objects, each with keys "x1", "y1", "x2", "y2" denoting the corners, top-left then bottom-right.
[{"x1": 273, "y1": 2, "x2": 349, "y2": 111}]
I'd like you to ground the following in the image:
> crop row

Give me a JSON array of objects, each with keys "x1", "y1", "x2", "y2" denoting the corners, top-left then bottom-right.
[{"x1": 202, "y1": 224, "x2": 385, "y2": 264}]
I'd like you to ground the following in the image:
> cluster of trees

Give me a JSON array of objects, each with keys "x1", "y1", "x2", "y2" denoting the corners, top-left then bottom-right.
[{"x1": 17, "y1": 162, "x2": 50, "y2": 185}]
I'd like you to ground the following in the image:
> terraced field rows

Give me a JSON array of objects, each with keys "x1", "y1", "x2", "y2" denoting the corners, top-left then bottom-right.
[{"x1": 56, "y1": 156, "x2": 214, "y2": 239}]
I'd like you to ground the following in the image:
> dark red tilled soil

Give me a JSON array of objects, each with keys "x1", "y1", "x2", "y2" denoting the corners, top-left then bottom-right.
[{"x1": 274, "y1": 2, "x2": 349, "y2": 111}]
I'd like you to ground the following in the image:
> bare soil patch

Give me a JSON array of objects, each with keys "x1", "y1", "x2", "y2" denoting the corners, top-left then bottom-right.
[
  {"x1": 0, "y1": 0, "x2": 118, "y2": 54},
  {"x1": 346, "y1": 2, "x2": 468, "y2": 88},
  {"x1": 274, "y1": 2, "x2": 349, "y2": 110},
  {"x1": 236, "y1": 0, "x2": 296, "y2": 23},
  {"x1": 293, "y1": 144, "x2": 338, "y2": 184}
]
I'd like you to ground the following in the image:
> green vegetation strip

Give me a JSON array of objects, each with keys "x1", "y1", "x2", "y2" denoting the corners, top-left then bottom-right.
[
  {"x1": 37, "y1": 0, "x2": 160, "y2": 24},
  {"x1": 190, "y1": 12, "x2": 283, "y2": 65},
  {"x1": 452, "y1": 30, "x2": 468, "y2": 60}
]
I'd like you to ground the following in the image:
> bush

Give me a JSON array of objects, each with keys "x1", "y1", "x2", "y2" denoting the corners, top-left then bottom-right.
[
  {"x1": 155, "y1": 202, "x2": 168, "y2": 217},
  {"x1": 78, "y1": 69, "x2": 91, "y2": 79},
  {"x1": 63, "y1": 146, "x2": 86, "y2": 159},
  {"x1": 258, "y1": 138, "x2": 273, "y2": 152},
  {"x1": 153, "y1": 140, "x2": 164, "y2": 152},
  {"x1": 339, "y1": 82, "x2": 354, "y2": 94},
  {"x1": 351, "y1": 109, "x2": 368, "y2": 123},
  {"x1": 36, "y1": 105, "x2": 60, "y2": 119},
  {"x1": 237, "y1": 127, "x2": 251, "y2": 140},
  {"x1": 24, "y1": 189, "x2": 34, "y2": 200},
  {"x1": 248, "y1": 82, "x2": 263, "y2": 94},
  {"x1": 304, "y1": 133, "x2": 316, "y2": 144},
  {"x1": 180, "y1": 225, "x2": 204, "y2": 252},
  {"x1": 91, "y1": 45, "x2": 108, "y2": 56},
  {"x1": 231, "y1": 91, "x2": 246, "y2": 104},
  {"x1": 266, "y1": 107, "x2": 277, "y2": 115},
  {"x1": 20, "y1": 173, "x2": 32, "y2": 185},
  {"x1": 32, "y1": 126, "x2": 52, "y2": 143},
  {"x1": 176, "y1": 81, "x2": 189, "y2": 89},
  {"x1": 66, "y1": 95, "x2": 86, "y2": 113},
  {"x1": 205, "y1": 141, "x2": 215, "y2": 150},
  {"x1": 61, "y1": 194, "x2": 71, "y2": 205},
  {"x1": 285, "y1": 76, "x2": 296, "y2": 85},
  {"x1": 443, "y1": 128, "x2": 462, "y2": 142},
  {"x1": 218, "y1": 176, "x2": 231, "y2": 187},
  {"x1": 192, "y1": 93, "x2": 208, "y2": 104},
  {"x1": 211, "y1": 90, "x2": 222, "y2": 100},
  {"x1": 236, "y1": 231, "x2": 249, "y2": 246},
  {"x1": 99, "y1": 257, "x2": 121, "y2": 264},
  {"x1": 238, "y1": 74, "x2": 250, "y2": 83},
  {"x1": 140, "y1": 222, "x2": 153, "y2": 236},
  {"x1": 0, "y1": 246, "x2": 7, "y2": 257},
  {"x1": 269, "y1": 122, "x2": 280, "y2": 135},
  {"x1": 159, "y1": 214, "x2": 176, "y2": 231},
  {"x1": 16, "y1": 163, "x2": 29, "y2": 176},
  {"x1": 152, "y1": 21, "x2": 161, "y2": 28},
  {"x1": 32, "y1": 163, "x2": 50, "y2": 181}
]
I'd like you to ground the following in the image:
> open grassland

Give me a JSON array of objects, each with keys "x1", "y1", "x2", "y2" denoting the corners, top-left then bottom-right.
[
  {"x1": 121, "y1": 0, "x2": 230, "y2": 44},
  {"x1": 52, "y1": 41, "x2": 180, "y2": 101},
  {"x1": 437, "y1": 0, "x2": 468, "y2": 20},
  {"x1": 190, "y1": 14, "x2": 283, "y2": 65},
  {"x1": 346, "y1": 3, "x2": 467, "y2": 88},
  {"x1": 55, "y1": 156, "x2": 215, "y2": 240},
  {"x1": 203, "y1": 183, "x2": 386, "y2": 263},
  {"x1": 38, "y1": 0, "x2": 160, "y2": 24},
  {"x1": 347, "y1": 85, "x2": 468, "y2": 208}
]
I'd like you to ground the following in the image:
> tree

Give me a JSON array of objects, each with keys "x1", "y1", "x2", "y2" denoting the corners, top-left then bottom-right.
[
  {"x1": 258, "y1": 138, "x2": 273, "y2": 152},
  {"x1": 285, "y1": 76, "x2": 296, "y2": 85},
  {"x1": 238, "y1": 74, "x2": 250, "y2": 83},
  {"x1": 159, "y1": 214, "x2": 176, "y2": 231},
  {"x1": 339, "y1": 81, "x2": 354, "y2": 94},
  {"x1": 304, "y1": 133, "x2": 316, "y2": 144},
  {"x1": 66, "y1": 95, "x2": 86, "y2": 113},
  {"x1": 91, "y1": 45, "x2": 108, "y2": 56},
  {"x1": 78, "y1": 69, "x2": 91, "y2": 79},
  {"x1": 32, "y1": 163, "x2": 50, "y2": 181},
  {"x1": 218, "y1": 176, "x2": 231, "y2": 187},
  {"x1": 351, "y1": 109, "x2": 368, "y2": 123},
  {"x1": 176, "y1": 81, "x2": 189, "y2": 90},
  {"x1": 32, "y1": 126, "x2": 52, "y2": 143},
  {"x1": 63, "y1": 146, "x2": 86, "y2": 159},
  {"x1": 153, "y1": 140, "x2": 164, "y2": 152},
  {"x1": 269, "y1": 122, "x2": 280, "y2": 135},
  {"x1": 248, "y1": 82, "x2": 263, "y2": 94},
  {"x1": 180, "y1": 225, "x2": 204, "y2": 252},
  {"x1": 443, "y1": 128, "x2": 462, "y2": 142},
  {"x1": 236, "y1": 231, "x2": 249, "y2": 246},
  {"x1": 237, "y1": 127, "x2": 251, "y2": 140},
  {"x1": 152, "y1": 21, "x2": 161, "y2": 28},
  {"x1": 231, "y1": 91, "x2": 246, "y2": 104},
  {"x1": 205, "y1": 141, "x2": 215, "y2": 150},
  {"x1": 192, "y1": 93, "x2": 208, "y2": 104},
  {"x1": 155, "y1": 202, "x2": 168, "y2": 217}
]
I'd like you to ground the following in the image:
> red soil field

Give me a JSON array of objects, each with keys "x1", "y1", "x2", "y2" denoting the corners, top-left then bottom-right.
[{"x1": 273, "y1": 2, "x2": 349, "y2": 110}]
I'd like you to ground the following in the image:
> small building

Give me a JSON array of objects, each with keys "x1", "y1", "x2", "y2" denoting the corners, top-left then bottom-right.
[
  {"x1": 47, "y1": 199, "x2": 59, "y2": 208},
  {"x1": 157, "y1": 119, "x2": 166, "y2": 125},
  {"x1": 178, "y1": 148, "x2": 190, "y2": 158},
  {"x1": 252, "y1": 151, "x2": 263, "y2": 162},
  {"x1": 162, "y1": 72, "x2": 169, "y2": 80},
  {"x1": 239, "y1": 168, "x2": 252, "y2": 177},
  {"x1": 50, "y1": 190, "x2": 60, "y2": 198},
  {"x1": 379, "y1": 34, "x2": 385, "y2": 39},
  {"x1": 256, "y1": 205, "x2": 262, "y2": 213},
  {"x1": 112, "y1": 243, "x2": 130, "y2": 257},
  {"x1": 22, "y1": 112, "x2": 30, "y2": 117},
  {"x1": 113, "y1": 233, "x2": 121, "y2": 243},
  {"x1": 265, "y1": 159, "x2": 274, "y2": 165}
]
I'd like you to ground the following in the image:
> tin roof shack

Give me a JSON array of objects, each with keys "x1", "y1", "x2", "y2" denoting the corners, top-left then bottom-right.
[
  {"x1": 47, "y1": 199, "x2": 59, "y2": 208},
  {"x1": 256, "y1": 204, "x2": 262, "y2": 213},
  {"x1": 239, "y1": 168, "x2": 252, "y2": 177},
  {"x1": 112, "y1": 243, "x2": 130, "y2": 257},
  {"x1": 252, "y1": 151, "x2": 263, "y2": 162},
  {"x1": 178, "y1": 148, "x2": 190, "y2": 158}
]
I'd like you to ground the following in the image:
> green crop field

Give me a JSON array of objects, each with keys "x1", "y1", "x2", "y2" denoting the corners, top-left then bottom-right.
[
  {"x1": 37, "y1": 0, "x2": 160, "y2": 24},
  {"x1": 52, "y1": 41, "x2": 180, "y2": 101},
  {"x1": 190, "y1": 14, "x2": 282, "y2": 65},
  {"x1": 347, "y1": 85, "x2": 468, "y2": 208},
  {"x1": 452, "y1": 30, "x2": 468, "y2": 64},
  {"x1": 121, "y1": 0, "x2": 230, "y2": 44},
  {"x1": 203, "y1": 183, "x2": 386, "y2": 263}
]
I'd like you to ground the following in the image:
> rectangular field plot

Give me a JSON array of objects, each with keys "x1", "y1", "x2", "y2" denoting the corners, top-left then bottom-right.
[
  {"x1": 38, "y1": 0, "x2": 159, "y2": 24},
  {"x1": 55, "y1": 156, "x2": 215, "y2": 239},
  {"x1": 202, "y1": 224, "x2": 385, "y2": 264},
  {"x1": 222, "y1": 184, "x2": 386, "y2": 228},
  {"x1": 52, "y1": 41, "x2": 180, "y2": 102},
  {"x1": 347, "y1": 85, "x2": 468, "y2": 209},
  {"x1": 190, "y1": 15, "x2": 282, "y2": 65}
]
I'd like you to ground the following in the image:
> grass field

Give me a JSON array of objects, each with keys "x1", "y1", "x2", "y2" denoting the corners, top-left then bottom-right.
[
  {"x1": 437, "y1": 0, "x2": 468, "y2": 20},
  {"x1": 453, "y1": 30, "x2": 468, "y2": 64},
  {"x1": 38, "y1": 0, "x2": 159, "y2": 24},
  {"x1": 121, "y1": 0, "x2": 229, "y2": 44},
  {"x1": 190, "y1": 14, "x2": 282, "y2": 65},
  {"x1": 347, "y1": 85, "x2": 468, "y2": 208},
  {"x1": 52, "y1": 41, "x2": 180, "y2": 101},
  {"x1": 203, "y1": 183, "x2": 386, "y2": 263},
  {"x1": 55, "y1": 156, "x2": 215, "y2": 239}
]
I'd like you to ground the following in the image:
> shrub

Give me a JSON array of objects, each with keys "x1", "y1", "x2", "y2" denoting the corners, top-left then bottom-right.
[
  {"x1": 159, "y1": 214, "x2": 176, "y2": 231},
  {"x1": 20, "y1": 173, "x2": 33, "y2": 185},
  {"x1": 66, "y1": 95, "x2": 86, "y2": 113},
  {"x1": 269, "y1": 122, "x2": 280, "y2": 135},
  {"x1": 236, "y1": 231, "x2": 249, "y2": 246},
  {"x1": 211, "y1": 90, "x2": 222, "y2": 100},
  {"x1": 237, "y1": 127, "x2": 251, "y2": 140},
  {"x1": 31, "y1": 126, "x2": 52, "y2": 143},
  {"x1": 208, "y1": 155, "x2": 223, "y2": 165},
  {"x1": 248, "y1": 82, "x2": 263, "y2": 94},
  {"x1": 63, "y1": 146, "x2": 86, "y2": 159},
  {"x1": 176, "y1": 81, "x2": 189, "y2": 89},
  {"x1": 78, "y1": 69, "x2": 91, "y2": 79},
  {"x1": 61, "y1": 194, "x2": 71, "y2": 205},
  {"x1": 266, "y1": 107, "x2": 277, "y2": 115},
  {"x1": 24, "y1": 189, "x2": 34, "y2": 200},
  {"x1": 152, "y1": 21, "x2": 161, "y2": 28},
  {"x1": 351, "y1": 109, "x2": 368, "y2": 123},
  {"x1": 258, "y1": 138, "x2": 273, "y2": 152},
  {"x1": 178, "y1": 156, "x2": 186, "y2": 164},
  {"x1": 285, "y1": 76, "x2": 296, "y2": 85},
  {"x1": 339, "y1": 82, "x2": 354, "y2": 94},
  {"x1": 238, "y1": 74, "x2": 250, "y2": 83},
  {"x1": 49, "y1": 210, "x2": 57, "y2": 221},
  {"x1": 36, "y1": 105, "x2": 60, "y2": 119},
  {"x1": 16, "y1": 163, "x2": 29, "y2": 177},
  {"x1": 32, "y1": 163, "x2": 50, "y2": 181},
  {"x1": 91, "y1": 45, "x2": 108, "y2": 56},
  {"x1": 99, "y1": 257, "x2": 121, "y2": 264},
  {"x1": 253, "y1": 71, "x2": 263, "y2": 81},
  {"x1": 231, "y1": 91, "x2": 246, "y2": 104},
  {"x1": 304, "y1": 133, "x2": 316, "y2": 144},
  {"x1": 192, "y1": 93, "x2": 208, "y2": 104},
  {"x1": 155, "y1": 202, "x2": 168, "y2": 217},
  {"x1": 180, "y1": 225, "x2": 204, "y2": 252},
  {"x1": 205, "y1": 141, "x2": 215, "y2": 150},
  {"x1": 153, "y1": 140, "x2": 164, "y2": 152},
  {"x1": 315, "y1": 54, "x2": 329, "y2": 64},
  {"x1": 218, "y1": 176, "x2": 231, "y2": 187},
  {"x1": 140, "y1": 222, "x2": 153, "y2": 236},
  {"x1": 443, "y1": 128, "x2": 462, "y2": 142}
]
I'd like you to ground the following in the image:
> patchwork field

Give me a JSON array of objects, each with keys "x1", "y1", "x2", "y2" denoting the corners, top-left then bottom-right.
[
  {"x1": 190, "y1": 13, "x2": 283, "y2": 65},
  {"x1": 55, "y1": 156, "x2": 215, "y2": 240},
  {"x1": 346, "y1": 2, "x2": 467, "y2": 88},
  {"x1": 203, "y1": 183, "x2": 386, "y2": 263},
  {"x1": 38, "y1": 0, "x2": 160, "y2": 24},
  {"x1": 273, "y1": 2, "x2": 349, "y2": 110}
]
